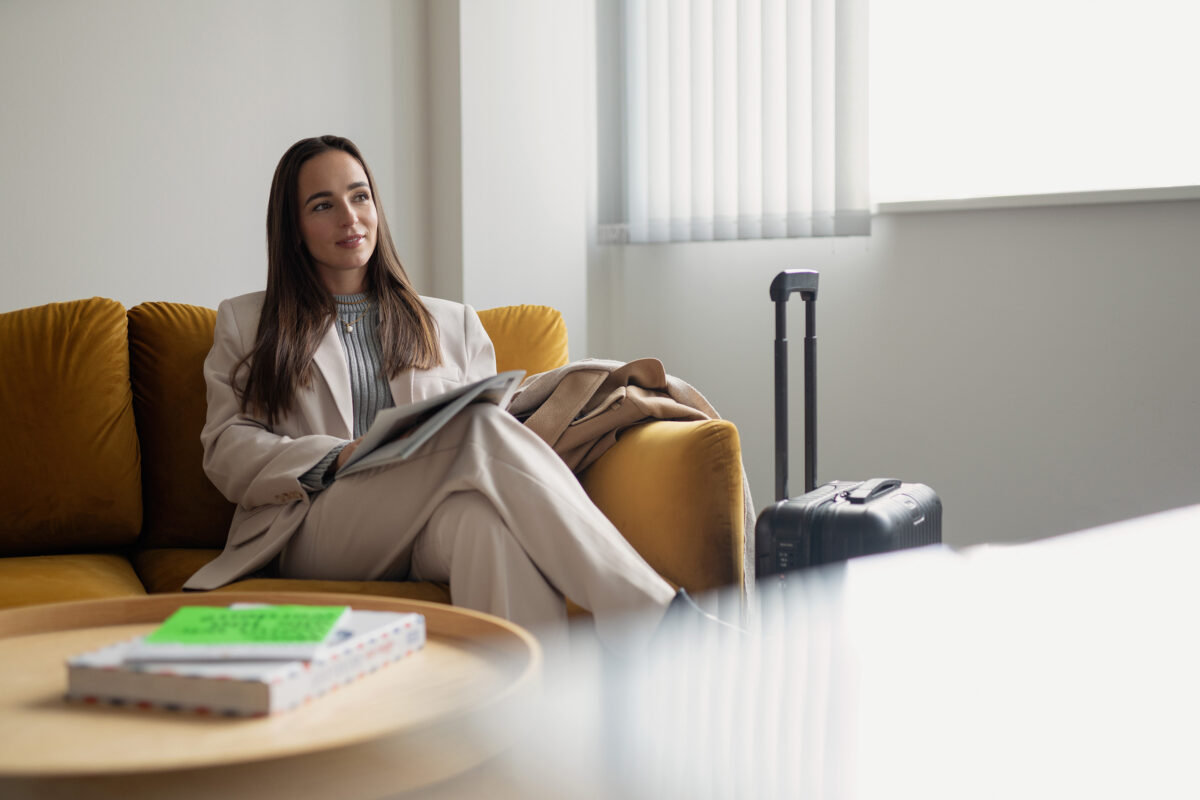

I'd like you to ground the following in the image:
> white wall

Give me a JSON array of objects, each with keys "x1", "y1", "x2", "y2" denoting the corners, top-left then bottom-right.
[
  {"x1": 449, "y1": 0, "x2": 591, "y2": 358},
  {"x1": 0, "y1": 0, "x2": 429, "y2": 313},
  {"x1": 1, "y1": 0, "x2": 592, "y2": 342},
  {"x1": 427, "y1": 0, "x2": 463, "y2": 304},
  {"x1": 593, "y1": 198, "x2": 1200, "y2": 547},
  {"x1": 391, "y1": 0, "x2": 434, "y2": 294}
]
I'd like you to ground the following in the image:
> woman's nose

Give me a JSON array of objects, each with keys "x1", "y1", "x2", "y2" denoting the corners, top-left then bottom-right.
[{"x1": 338, "y1": 203, "x2": 358, "y2": 225}]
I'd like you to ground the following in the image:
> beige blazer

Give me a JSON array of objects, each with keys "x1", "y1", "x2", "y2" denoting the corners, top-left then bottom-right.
[
  {"x1": 511, "y1": 358, "x2": 710, "y2": 472},
  {"x1": 183, "y1": 291, "x2": 496, "y2": 590}
]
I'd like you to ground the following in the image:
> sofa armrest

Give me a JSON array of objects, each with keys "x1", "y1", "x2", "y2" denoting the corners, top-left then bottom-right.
[{"x1": 579, "y1": 419, "x2": 744, "y2": 596}]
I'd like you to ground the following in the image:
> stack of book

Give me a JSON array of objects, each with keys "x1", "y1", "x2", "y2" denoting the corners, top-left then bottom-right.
[{"x1": 65, "y1": 603, "x2": 425, "y2": 717}]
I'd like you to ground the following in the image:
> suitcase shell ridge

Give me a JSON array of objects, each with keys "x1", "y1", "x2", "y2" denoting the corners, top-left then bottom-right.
[{"x1": 756, "y1": 480, "x2": 942, "y2": 575}]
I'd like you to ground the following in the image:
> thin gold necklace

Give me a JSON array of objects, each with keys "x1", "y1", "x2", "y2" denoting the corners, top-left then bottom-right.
[{"x1": 336, "y1": 301, "x2": 372, "y2": 334}]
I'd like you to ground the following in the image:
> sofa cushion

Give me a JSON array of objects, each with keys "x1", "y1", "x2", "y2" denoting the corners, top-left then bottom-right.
[
  {"x1": 135, "y1": 549, "x2": 594, "y2": 619},
  {"x1": 132, "y1": 547, "x2": 451, "y2": 603},
  {"x1": 477, "y1": 305, "x2": 569, "y2": 376},
  {"x1": 0, "y1": 554, "x2": 146, "y2": 610},
  {"x1": 0, "y1": 298, "x2": 142, "y2": 556},
  {"x1": 214, "y1": 578, "x2": 452, "y2": 604},
  {"x1": 131, "y1": 547, "x2": 225, "y2": 594},
  {"x1": 127, "y1": 302, "x2": 235, "y2": 549}
]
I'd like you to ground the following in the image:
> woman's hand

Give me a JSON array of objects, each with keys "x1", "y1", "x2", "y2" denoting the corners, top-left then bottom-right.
[{"x1": 336, "y1": 437, "x2": 364, "y2": 470}]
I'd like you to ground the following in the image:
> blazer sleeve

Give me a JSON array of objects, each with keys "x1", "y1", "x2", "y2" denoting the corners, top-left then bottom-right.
[
  {"x1": 200, "y1": 299, "x2": 345, "y2": 509},
  {"x1": 462, "y1": 303, "x2": 498, "y2": 383}
]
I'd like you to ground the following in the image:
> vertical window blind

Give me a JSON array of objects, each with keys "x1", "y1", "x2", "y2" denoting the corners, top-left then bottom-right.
[{"x1": 616, "y1": 0, "x2": 869, "y2": 243}]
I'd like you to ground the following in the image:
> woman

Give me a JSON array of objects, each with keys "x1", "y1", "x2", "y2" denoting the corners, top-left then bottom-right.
[{"x1": 183, "y1": 135, "x2": 678, "y2": 653}]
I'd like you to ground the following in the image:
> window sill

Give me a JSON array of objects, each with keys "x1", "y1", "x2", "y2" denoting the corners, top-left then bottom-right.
[{"x1": 873, "y1": 185, "x2": 1200, "y2": 215}]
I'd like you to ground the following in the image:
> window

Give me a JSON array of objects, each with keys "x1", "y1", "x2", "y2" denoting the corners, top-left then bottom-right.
[
  {"x1": 871, "y1": 0, "x2": 1200, "y2": 204},
  {"x1": 598, "y1": 0, "x2": 869, "y2": 243}
]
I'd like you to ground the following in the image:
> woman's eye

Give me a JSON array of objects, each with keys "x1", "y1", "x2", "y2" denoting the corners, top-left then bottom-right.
[
  {"x1": 313, "y1": 202, "x2": 331, "y2": 212},
  {"x1": 354, "y1": 192, "x2": 371, "y2": 202}
]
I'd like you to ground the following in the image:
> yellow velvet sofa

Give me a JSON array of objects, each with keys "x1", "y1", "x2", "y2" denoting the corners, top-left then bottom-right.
[{"x1": 0, "y1": 298, "x2": 745, "y2": 615}]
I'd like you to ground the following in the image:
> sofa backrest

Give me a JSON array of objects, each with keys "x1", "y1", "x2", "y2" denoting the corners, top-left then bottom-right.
[
  {"x1": 127, "y1": 302, "x2": 233, "y2": 549},
  {"x1": 476, "y1": 304, "x2": 569, "y2": 375},
  {"x1": 0, "y1": 298, "x2": 142, "y2": 556},
  {"x1": 128, "y1": 301, "x2": 570, "y2": 550}
]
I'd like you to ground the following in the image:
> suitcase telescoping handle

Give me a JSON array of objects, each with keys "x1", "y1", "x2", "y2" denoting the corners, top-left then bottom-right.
[{"x1": 770, "y1": 270, "x2": 819, "y2": 501}]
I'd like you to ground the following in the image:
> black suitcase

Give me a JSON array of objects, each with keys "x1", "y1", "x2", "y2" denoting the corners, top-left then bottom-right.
[{"x1": 755, "y1": 270, "x2": 942, "y2": 576}]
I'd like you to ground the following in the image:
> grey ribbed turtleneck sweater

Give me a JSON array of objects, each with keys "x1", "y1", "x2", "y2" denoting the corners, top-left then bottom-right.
[{"x1": 299, "y1": 293, "x2": 395, "y2": 491}]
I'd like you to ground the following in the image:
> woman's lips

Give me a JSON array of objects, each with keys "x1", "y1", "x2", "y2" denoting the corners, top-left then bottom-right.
[{"x1": 337, "y1": 235, "x2": 366, "y2": 248}]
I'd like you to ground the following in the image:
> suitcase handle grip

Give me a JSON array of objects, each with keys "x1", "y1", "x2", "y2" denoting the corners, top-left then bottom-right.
[
  {"x1": 846, "y1": 478, "x2": 902, "y2": 503},
  {"x1": 770, "y1": 270, "x2": 819, "y2": 302}
]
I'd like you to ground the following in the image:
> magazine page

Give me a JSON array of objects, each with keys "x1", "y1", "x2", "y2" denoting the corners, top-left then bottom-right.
[{"x1": 336, "y1": 370, "x2": 525, "y2": 479}]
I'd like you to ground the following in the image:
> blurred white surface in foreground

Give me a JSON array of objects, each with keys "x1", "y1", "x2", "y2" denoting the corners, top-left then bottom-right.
[{"x1": 403, "y1": 504, "x2": 1200, "y2": 800}]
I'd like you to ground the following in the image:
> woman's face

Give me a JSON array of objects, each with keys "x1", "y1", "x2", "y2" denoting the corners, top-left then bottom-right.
[{"x1": 296, "y1": 149, "x2": 379, "y2": 294}]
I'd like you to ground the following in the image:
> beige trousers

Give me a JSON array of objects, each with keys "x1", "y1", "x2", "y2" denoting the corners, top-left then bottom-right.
[{"x1": 278, "y1": 404, "x2": 675, "y2": 652}]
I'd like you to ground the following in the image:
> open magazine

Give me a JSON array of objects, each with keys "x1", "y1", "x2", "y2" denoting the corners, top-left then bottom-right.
[{"x1": 336, "y1": 370, "x2": 525, "y2": 479}]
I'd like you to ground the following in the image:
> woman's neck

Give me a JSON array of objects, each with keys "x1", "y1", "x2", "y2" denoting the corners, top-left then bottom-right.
[{"x1": 319, "y1": 269, "x2": 366, "y2": 296}]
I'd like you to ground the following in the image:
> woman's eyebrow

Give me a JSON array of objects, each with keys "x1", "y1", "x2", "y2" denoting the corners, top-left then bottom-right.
[{"x1": 304, "y1": 182, "x2": 369, "y2": 206}]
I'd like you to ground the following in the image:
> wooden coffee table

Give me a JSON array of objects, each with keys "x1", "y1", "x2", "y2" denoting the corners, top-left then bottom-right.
[{"x1": 0, "y1": 592, "x2": 541, "y2": 799}]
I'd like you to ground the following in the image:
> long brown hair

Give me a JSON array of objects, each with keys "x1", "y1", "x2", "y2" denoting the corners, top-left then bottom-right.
[{"x1": 235, "y1": 135, "x2": 441, "y2": 425}]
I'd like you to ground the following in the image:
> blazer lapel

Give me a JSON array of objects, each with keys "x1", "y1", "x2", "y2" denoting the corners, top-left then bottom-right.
[
  {"x1": 387, "y1": 369, "x2": 416, "y2": 408},
  {"x1": 311, "y1": 323, "x2": 354, "y2": 438}
]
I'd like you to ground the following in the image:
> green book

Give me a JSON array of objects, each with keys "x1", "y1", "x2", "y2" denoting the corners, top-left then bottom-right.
[{"x1": 123, "y1": 604, "x2": 352, "y2": 662}]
